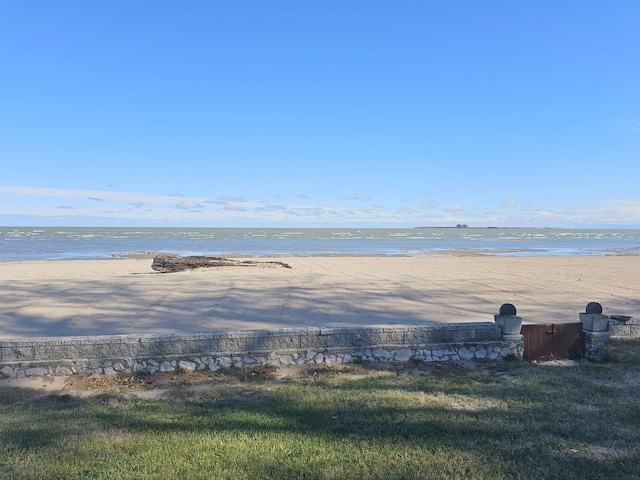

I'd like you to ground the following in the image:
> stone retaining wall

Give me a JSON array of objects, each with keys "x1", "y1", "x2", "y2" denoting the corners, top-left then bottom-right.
[
  {"x1": 583, "y1": 316, "x2": 640, "y2": 359},
  {"x1": 608, "y1": 317, "x2": 640, "y2": 338},
  {"x1": 0, "y1": 323, "x2": 524, "y2": 378}
]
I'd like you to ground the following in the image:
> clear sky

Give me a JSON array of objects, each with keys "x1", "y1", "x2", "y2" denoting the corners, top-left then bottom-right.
[{"x1": 1, "y1": 0, "x2": 638, "y2": 228}]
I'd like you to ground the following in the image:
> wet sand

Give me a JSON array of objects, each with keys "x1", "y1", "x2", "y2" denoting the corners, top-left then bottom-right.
[{"x1": 1, "y1": 255, "x2": 638, "y2": 339}]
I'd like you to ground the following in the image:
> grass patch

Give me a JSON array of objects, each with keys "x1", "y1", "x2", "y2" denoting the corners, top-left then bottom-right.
[
  {"x1": 592, "y1": 338, "x2": 640, "y2": 365},
  {"x1": 1, "y1": 340, "x2": 640, "y2": 479}
]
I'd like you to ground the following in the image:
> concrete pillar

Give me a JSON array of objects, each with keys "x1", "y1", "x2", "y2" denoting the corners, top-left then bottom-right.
[
  {"x1": 494, "y1": 303, "x2": 524, "y2": 358},
  {"x1": 494, "y1": 303, "x2": 523, "y2": 335},
  {"x1": 579, "y1": 302, "x2": 609, "y2": 359}
]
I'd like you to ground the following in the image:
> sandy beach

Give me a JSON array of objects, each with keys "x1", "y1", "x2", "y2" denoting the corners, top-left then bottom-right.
[{"x1": 1, "y1": 255, "x2": 638, "y2": 339}]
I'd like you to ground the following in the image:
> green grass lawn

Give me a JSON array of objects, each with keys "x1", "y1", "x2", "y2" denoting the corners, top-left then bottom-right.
[{"x1": 1, "y1": 339, "x2": 639, "y2": 480}]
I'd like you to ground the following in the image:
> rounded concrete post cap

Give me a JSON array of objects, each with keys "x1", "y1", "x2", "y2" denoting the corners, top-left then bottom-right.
[
  {"x1": 585, "y1": 302, "x2": 603, "y2": 314},
  {"x1": 499, "y1": 303, "x2": 517, "y2": 316}
]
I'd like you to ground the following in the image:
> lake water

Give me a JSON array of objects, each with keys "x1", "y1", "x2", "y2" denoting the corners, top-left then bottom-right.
[{"x1": 1, "y1": 227, "x2": 639, "y2": 261}]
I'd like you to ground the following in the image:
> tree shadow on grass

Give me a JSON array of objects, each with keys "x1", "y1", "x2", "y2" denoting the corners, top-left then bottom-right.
[{"x1": 2, "y1": 356, "x2": 639, "y2": 479}]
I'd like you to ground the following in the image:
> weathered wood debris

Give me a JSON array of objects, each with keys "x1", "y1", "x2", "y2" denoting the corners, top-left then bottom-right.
[{"x1": 151, "y1": 254, "x2": 292, "y2": 273}]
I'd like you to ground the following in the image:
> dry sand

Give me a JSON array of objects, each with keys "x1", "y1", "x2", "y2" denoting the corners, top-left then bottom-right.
[{"x1": 1, "y1": 255, "x2": 638, "y2": 339}]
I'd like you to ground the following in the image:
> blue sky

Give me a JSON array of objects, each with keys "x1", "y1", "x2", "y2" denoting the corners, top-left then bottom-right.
[{"x1": 1, "y1": 0, "x2": 638, "y2": 228}]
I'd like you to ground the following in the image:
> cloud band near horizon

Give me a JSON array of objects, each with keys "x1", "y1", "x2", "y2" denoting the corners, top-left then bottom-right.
[{"x1": 1, "y1": 185, "x2": 639, "y2": 228}]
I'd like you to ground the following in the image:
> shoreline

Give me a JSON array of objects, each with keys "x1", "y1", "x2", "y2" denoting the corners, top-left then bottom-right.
[
  {"x1": 1, "y1": 255, "x2": 638, "y2": 340},
  {"x1": 3, "y1": 246, "x2": 640, "y2": 263}
]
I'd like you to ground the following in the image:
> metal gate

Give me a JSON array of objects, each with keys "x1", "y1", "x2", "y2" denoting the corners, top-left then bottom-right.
[{"x1": 521, "y1": 323, "x2": 585, "y2": 362}]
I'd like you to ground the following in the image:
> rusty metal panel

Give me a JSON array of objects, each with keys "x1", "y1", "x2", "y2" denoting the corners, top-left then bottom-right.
[{"x1": 522, "y1": 323, "x2": 584, "y2": 362}]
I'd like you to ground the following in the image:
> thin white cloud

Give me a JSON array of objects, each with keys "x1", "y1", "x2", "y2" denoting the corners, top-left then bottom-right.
[
  {"x1": 395, "y1": 207, "x2": 414, "y2": 215},
  {"x1": 3, "y1": 185, "x2": 640, "y2": 227},
  {"x1": 418, "y1": 201, "x2": 437, "y2": 209},
  {"x1": 223, "y1": 205, "x2": 248, "y2": 212},
  {"x1": 446, "y1": 204, "x2": 465, "y2": 214},
  {"x1": 175, "y1": 201, "x2": 205, "y2": 211},
  {"x1": 503, "y1": 198, "x2": 522, "y2": 209},
  {"x1": 594, "y1": 198, "x2": 640, "y2": 223},
  {"x1": 218, "y1": 195, "x2": 249, "y2": 203},
  {"x1": 344, "y1": 195, "x2": 371, "y2": 202},
  {"x1": 256, "y1": 204, "x2": 287, "y2": 211},
  {"x1": 0, "y1": 185, "x2": 185, "y2": 205}
]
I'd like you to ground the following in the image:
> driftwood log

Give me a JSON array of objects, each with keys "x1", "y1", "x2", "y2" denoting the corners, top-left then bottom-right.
[{"x1": 151, "y1": 254, "x2": 291, "y2": 273}]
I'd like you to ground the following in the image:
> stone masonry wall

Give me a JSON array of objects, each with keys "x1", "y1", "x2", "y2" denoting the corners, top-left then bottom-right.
[
  {"x1": 582, "y1": 317, "x2": 639, "y2": 360},
  {"x1": 608, "y1": 317, "x2": 640, "y2": 338},
  {"x1": 0, "y1": 323, "x2": 523, "y2": 378}
]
